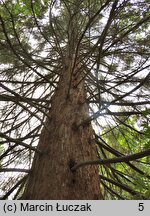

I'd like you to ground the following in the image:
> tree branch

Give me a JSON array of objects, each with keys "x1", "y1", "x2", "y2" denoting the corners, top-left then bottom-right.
[
  {"x1": 78, "y1": 71, "x2": 150, "y2": 127},
  {"x1": 71, "y1": 148, "x2": 150, "y2": 171},
  {"x1": 0, "y1": 168, "x2": 30, "y2": 173},
  {"x1": 0, "y1": 175, "x2": 28, "y2": 200},
  {"x1": 0, "y1": 132, "x2": 41, "y2": 154}
]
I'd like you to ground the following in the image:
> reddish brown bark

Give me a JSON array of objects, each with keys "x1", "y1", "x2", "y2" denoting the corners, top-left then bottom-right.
[{"x1": 22, "y1": 63, "x2": 102, "y2": 199}]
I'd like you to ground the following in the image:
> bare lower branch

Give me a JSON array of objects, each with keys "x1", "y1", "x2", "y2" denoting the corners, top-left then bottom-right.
[
  {"x1": 0, "y1": 132, "x2": 41, "y2": 154},
  {"x1": 71, "y1": 148, "x2": 150, "y2": 171},
  {"x1": 0, "y1": 168, "x2": 30, "y2": 173},
  {"x1": 0, "y1": 175, "x2": 28, "y2": 200}
]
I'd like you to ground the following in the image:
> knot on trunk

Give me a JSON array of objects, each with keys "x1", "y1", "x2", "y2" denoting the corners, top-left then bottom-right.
[{"x1": 68, "y1": 159, "x2": 77, "y2": 172}]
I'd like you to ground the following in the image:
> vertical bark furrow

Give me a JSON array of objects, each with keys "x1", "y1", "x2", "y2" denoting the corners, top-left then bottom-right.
[{"x1": 22, "y1": 65, "x2": 102, "y2": 199}]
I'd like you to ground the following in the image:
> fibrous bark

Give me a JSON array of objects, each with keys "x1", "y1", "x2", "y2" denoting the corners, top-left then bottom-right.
[{"x1": 22, "y1": 61, "x2": 102, "y2": 199}]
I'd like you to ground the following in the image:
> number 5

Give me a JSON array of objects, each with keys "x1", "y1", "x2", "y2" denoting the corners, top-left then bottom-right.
[{"x1": 138, "y1": 203, "x2": 144, "y2": 211}]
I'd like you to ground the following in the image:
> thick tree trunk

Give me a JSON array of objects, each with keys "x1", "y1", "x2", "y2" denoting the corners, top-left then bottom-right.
[{"x1": 22, "y1": 62, "x2": 102, "y2": 199}]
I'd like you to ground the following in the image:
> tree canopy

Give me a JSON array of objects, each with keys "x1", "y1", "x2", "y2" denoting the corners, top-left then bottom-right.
[{"x1": 0, "y1": 0, "x2": 150, "y2": 199}]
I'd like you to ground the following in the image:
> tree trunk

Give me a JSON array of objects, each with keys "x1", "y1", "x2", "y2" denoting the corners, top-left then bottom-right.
[{"x1": 22, "y1": 61, "x2": 102, "y2": 199}]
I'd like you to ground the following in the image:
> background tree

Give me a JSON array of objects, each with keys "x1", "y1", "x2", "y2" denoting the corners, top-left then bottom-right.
[{"x1": 0, "y1": 0, "x2": 150, "y2": 199}]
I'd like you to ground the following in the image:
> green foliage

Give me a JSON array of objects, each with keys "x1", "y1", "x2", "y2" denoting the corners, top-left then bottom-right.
[{"x1": 100, "y1": 115, "x2": 150, "y2": 199}]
